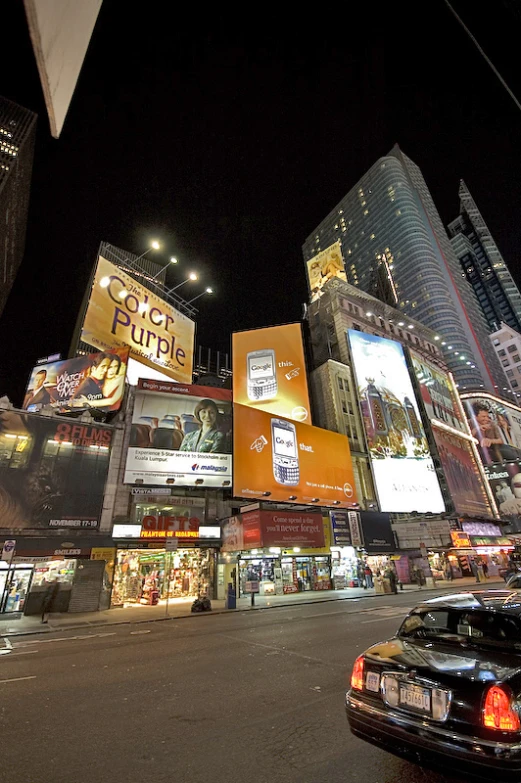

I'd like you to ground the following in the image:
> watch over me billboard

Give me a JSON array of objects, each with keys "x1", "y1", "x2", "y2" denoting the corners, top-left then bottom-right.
[
  {"x1": 347, "y1": 330, "x2": 445, "y2": 514},
  {"x1": 80, "y1": 255, "x2": 195, "y2": 384},
  {"x1": 124, "y1": 379, "x2": 232, "y2": 488}
]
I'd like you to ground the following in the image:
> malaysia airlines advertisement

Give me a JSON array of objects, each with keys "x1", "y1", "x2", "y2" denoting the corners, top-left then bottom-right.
[
  {"x1": 124, "y1": 379, "x2": 232, "y2": 488},
  {"x1": 347, "y1": 330, "x2": 445, "y2": 513}
]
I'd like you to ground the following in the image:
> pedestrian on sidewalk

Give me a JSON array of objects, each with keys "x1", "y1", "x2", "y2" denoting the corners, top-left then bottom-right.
[
  {"x1": 364, "y1": 563, "x2": 374, "y2": 588},
  {"x1": 41, "y1": 579, "x2": 59, "y2": 624},
  {"x1": 482, "y1": 559, "x2": 489, "y2": 579},
  {"x1": 385, "y1": 565, "x2": 398, "y2": 594},
  {"x1": 414, "y1": 565, "x2": 425, "y2": 589}
]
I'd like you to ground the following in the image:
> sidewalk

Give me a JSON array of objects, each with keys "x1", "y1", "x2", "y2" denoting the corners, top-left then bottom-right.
[{"x1": 0, "y1": 576, "x2": 506, "y2": 638}]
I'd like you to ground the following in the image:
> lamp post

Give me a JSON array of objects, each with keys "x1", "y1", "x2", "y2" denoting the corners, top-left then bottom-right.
[
  {"x1": 165, "y1": 272, "x2": 198, "y2": 296},
  {"x1": 134, "y1": 239, "x2": 160, "y2": 262},
  {"x1": 149, "y1": 256, "x2": 178, "y2": 284},
  {"x1": 185, "y1": 287, "x2": 213, "y2": 305}
]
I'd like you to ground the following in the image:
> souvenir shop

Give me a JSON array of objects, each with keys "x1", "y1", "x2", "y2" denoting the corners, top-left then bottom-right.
[
  {"x1": 237, "y1": 550, "x2": 332, "y2": 596},
  {"x1": 330, "y1": 546, "x2": 362, "y2": 588},
  {"x1": 110, "y1": 491, "x2": 220, "y2": 607},
  {"x1": 111, "y1": 545, "x2": 217, "y2": 606}
]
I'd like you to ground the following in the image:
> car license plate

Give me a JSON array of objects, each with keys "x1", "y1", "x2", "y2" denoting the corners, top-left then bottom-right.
[
  {"x1": 399, "y1": 683, "x2": 431, "y2": 713},
  {"x1": 365, "y1": 671, "x2": 380, "y2": 692}
]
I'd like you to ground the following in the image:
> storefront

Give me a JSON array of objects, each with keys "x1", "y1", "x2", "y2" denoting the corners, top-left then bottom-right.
[
  {"x1": 0, "y1": 536, "x2": 115, "y2": 615},
  {"x1": 237, "y1": 549, "x2": 331, "y2": 596},
  {"x1": 112, "y1": 546, "x2": 216, "y2": 606},
  {"x1": 330, "y1": 546, "x2": 361, "y2": 588}
]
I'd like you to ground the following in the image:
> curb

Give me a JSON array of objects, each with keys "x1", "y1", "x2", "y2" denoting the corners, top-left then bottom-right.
[{"x1": 0, "y1": 580, "x2": 505, "y2": 639}]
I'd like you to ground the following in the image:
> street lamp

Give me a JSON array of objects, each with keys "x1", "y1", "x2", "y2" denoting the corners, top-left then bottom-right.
[
  {"x1": 165, "y1": 272, "x2": 198, "y2": 295},
  {"x1": 149, "y1": 255, "x2": 179, "y2": 283},
  {"x1": 185, "y1": 287, "x2": 213, "y2": 305}
]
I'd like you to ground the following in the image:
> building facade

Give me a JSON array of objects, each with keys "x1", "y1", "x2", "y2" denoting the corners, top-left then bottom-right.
[
  {"x1": 489, "y1": 322, "x2": 521, "y2": 399},
  {"x1": 307, "y1": 277, "x2": 497, "y2": 516},
  {"x1": 302, "y1": 145, "x2": 508, "y2": 395},
  {"x1": 448, "y1": 180, "x2": 521, "y2": 334},
  {"x1": 0, "y1": 96, "x2": 37, "y2": 316}
]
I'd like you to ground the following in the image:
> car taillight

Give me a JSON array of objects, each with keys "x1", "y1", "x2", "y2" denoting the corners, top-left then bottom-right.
[
  {"x1": 351, "y1": 655, "x2": 365, "y2": 691},
  {"x1": 483, "y1": 685, "x2": 520, "y2": 731}
]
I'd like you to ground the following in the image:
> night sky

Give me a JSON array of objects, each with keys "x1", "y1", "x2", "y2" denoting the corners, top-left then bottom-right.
[{"x1": 1, "y1": 2, "x2": 520, "y2": 406}]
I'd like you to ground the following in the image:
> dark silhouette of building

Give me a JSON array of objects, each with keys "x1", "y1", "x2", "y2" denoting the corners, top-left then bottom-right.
[{"x1": 0, "y1": 96, "x2": 37, "y2": 316}]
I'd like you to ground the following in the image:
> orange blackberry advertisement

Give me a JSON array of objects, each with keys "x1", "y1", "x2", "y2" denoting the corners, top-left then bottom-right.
[{"x1": 232, "y1": 323, "x2": 311, "y2": 424}]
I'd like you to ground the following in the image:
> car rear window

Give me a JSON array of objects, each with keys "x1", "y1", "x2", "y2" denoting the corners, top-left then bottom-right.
[{"x1": 398, "y1": 608, "x2": 521, "y2": 649}]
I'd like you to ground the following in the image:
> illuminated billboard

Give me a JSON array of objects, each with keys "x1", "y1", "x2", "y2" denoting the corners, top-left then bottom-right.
[
  {"x1": 461, "y1": 394, "x2": 521, "y2": 466},
  {"x1": 306, "y1": 241, "x2": 346, "y2": 302},
  {"x1": 431, "y1": 428, "x2": 493, "y2": 518},
  {"x1": 80, "y1": 255, "x2": 195, "y2": 384},
  {"x1": 232, "y1": 323, "x2": 311, "y2": 423},
  {"x1": 0, "y1": 410, "x2": 112, "y2": 529},
  {"x1": 233, "y1": 403, "x2": 357, "y2": 508},
  {"x1": 409, "y1": 350, "x2": 466, "y2": 433},
  {"x1": 124, "y1": 379, "x2": 232, "y2": 488},
  {"x1": 347, "y1": 330, "x2": 445, "y2": 513},
  {"x1": 22, "y1": 347, "x2": 129, "y2": 414},
  {"x1": 485, "y1": 462, "x2": 521, "y2": 527}
]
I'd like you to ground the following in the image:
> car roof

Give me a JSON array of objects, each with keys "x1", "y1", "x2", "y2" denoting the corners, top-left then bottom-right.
[{"x1": 411, "y1": 589, "x2": 521, "y2": 617}]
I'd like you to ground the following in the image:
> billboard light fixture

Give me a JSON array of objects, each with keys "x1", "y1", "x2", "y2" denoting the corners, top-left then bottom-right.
[{"x1": 186, "y1": 287, "x2": 213, "y2": 306}]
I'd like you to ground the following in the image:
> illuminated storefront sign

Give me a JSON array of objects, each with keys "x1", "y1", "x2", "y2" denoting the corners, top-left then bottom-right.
[{"x1": 348, "y1": 330, "x2": 445, "y2": 513}]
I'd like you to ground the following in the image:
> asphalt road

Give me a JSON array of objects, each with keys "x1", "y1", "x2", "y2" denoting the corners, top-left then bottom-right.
[{"x1": 0, "y1": 591, "x2": 476, "y2": 783}]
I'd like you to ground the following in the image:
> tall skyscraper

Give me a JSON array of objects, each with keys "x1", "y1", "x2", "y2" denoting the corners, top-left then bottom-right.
[
  {"x1": 0, "y1": 96, "x2": 37, "y2": 316},
  {"x1": 448, "y1": 180, "x2": 521, "y2": 334},
  {"x1": 302, "y1": 144, "x2": 507, "y2": 395}
]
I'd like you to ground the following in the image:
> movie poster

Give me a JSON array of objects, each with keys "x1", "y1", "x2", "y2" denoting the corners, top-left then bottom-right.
[
  {"x1": 0, "y1": 410, "x2": 113, "y2": 529},
  {"x1": 23, "y1": 347, "x2": 129, "y2": 414}
]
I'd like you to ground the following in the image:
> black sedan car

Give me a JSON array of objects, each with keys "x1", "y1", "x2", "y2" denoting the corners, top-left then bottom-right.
[{"x1": 346, "y1": 590, "x2": 521, "y2": 781}]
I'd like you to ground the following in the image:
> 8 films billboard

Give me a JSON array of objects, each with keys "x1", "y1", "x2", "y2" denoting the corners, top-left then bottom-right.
[
  {"x1": 124, "y1": 379, "x2": 232, "y2": 487},
  {"x1": 348, "y1": 330, "x2": 445, "y2": 513},
  {"x1": 80, "y1": 255, "x2": 195, "y2": 384},
  {"x1": 232, "y1": 323, "x2": 311, "y2": 423},
  {"x1": 0, "y1": 410, "x2": 112, "y2": 529}
]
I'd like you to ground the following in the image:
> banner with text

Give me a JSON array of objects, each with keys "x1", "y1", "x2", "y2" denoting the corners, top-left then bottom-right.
[{"x1": 124, "y1": 379, "x2": 232, "y2": 487}]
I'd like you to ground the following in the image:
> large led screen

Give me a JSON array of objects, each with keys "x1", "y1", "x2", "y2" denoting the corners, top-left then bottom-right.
[
  {"x1": 80, "y1": 255, "x2": 195, "y2": 384},
  {"x1": 0, "y1": 410, "x2": 113, "y2": 529},
  {"x1": 306, "y1": 241, "x2": 346, "y2": 302},
  {"x1": 461, "y1": 394, "x2": 521, "y2": 466},
  {"x1": 348, "y1": 330, "x2": 445, "y2": 513},
  {"x1": 232, "y1": 323, "x2": 311, "y2": 423},
  {"x1": 124, "y1": 379, "x2": 232, "y2": 487},
  {"x1": 233, "y1": 403, "x2": 357, "y2": 508},
  {"x1": 23, "y1": 347, "x2": 129, "y2": 414}
]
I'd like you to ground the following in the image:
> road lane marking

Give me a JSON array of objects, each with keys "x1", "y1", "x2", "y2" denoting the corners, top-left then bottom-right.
[
  {"x1": 130, "y1": 629, "x2": 151, "y2": 635},
  {"x1": 13, "y1": 631, "x2": 118, "y2": 647},
  {"x1": 4, "y1": 637, "x2": 12, "y2": 649},
  {"x1": 217, "y1": 633, "x2": 345, "y2": 668},
  {"x1": 8, "y1": 650, "x2": 39, "y2": 656},
  {"x1": 0, "y1": 675, "x2": 36, "y2": 684}
]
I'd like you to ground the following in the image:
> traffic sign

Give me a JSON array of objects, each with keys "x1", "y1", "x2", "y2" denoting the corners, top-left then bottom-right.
[{"x1": 1, "y1": 540, "x2": 16, "y2": 562}]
